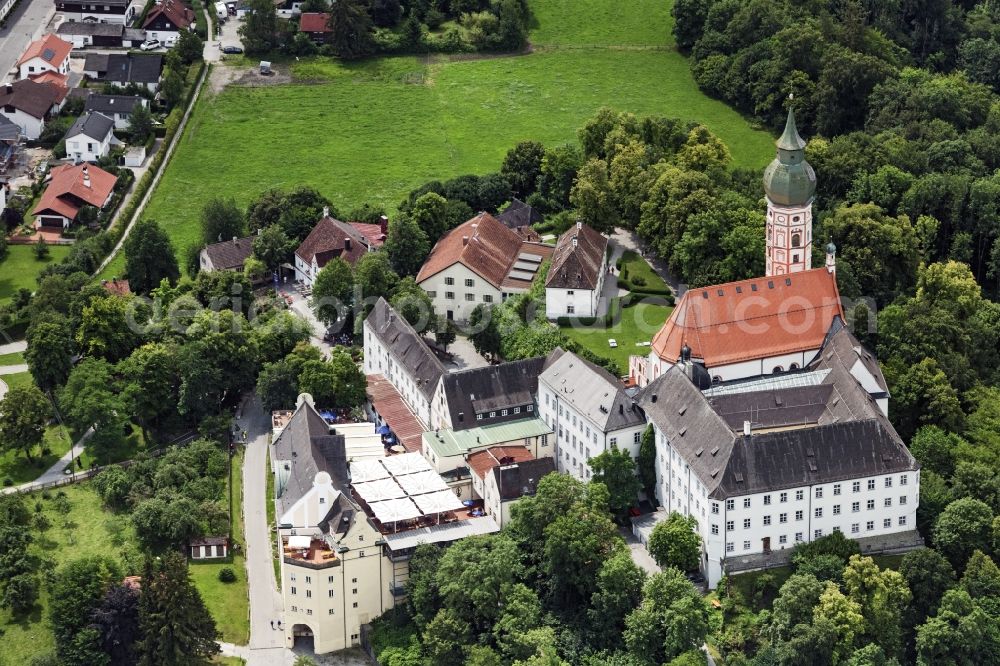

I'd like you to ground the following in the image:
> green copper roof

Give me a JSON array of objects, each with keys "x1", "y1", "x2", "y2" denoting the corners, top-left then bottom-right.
[
  {"x1": 776, "y1": 108, "x2": 806, "y2": 151},
  {"x1": 423, "y1": 417, "x2": 552, "y2": 458},
  {"x1": 763, "y1": 107, "x2": 816, "y2": 207}
]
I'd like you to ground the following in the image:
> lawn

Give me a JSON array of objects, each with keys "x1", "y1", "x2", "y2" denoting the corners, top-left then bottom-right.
[
  {"x1": 0, "y1": 483, "x2": 138, "y2": 665},
  {"x1": 560, "y1": 299, "x2": 672, "y2": 375},
  {"x1": 133, "y1": 0, "x2": 772, "y2": 273},
  {"x1": 0, "y1": 244, "x2": 72, "y2": 304},
  {"x1": 0, "y1": 350, "x2": 24, "y2": 365},
  {"x1": 0, "y1": 371, "x2": 34, "y2": 391},
  {"x1": 190, "y1": 448, "x2": 250, "y2": 645},
  {"x1": 0, "y1": 424, "x2": 74, "y2": 485},
  {"x1": 617, "y1": 250, "x2": 670, "y2": 293}
]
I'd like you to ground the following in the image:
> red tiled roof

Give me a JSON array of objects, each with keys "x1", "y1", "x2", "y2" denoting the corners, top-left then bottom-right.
[
  {"x1": 651, "y1": 268, "x2": 844, "y2": 366},
  {"x1": 102, "y1": 278, "x2": 131, "y2": 296},
  {"x1": 416, "y1": 212, "x2": 554, "y2": 289},
  {"x1": 33, "y1": 164, "x2": 116, "y2": 221},
  {"x1": 28, "y1": 71, "x2": 69, "y2": 93},
  {"x1": 299, "y1": 12, "x2": 330, "y2": 32},
  {"x1": 295, "y1": 215, "x2": 370, "y2": 268},
  {"x1": 17, "y1": 34, "x2": 72, "y2": 68},
  {"x1": 366, "y1": 374, "x2": 424, "y2": 453},
  {"x1": 350, "y1": 222, "x2": 386, "y2": 248},
  {"x1": 466, "y1": 446, "x2": 534, "y2": 479},
  {"x1": 143, "y1": 0, "x2": 196, "y2": 30}
]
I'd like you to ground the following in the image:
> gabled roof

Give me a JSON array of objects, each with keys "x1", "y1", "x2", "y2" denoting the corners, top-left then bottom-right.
[
  {"x1": 497, "y1": 198, "x2": 543, "y2": 229},
  {"x1": 441, "y1": 357, "x2": 546, "y2": 430},
  {"x1": 33, "y1": 164, "x2": 116, "y2": 220},
  {"x1": 651, "y1": 267, "x2": 843, "y2": 366},
  {"x1": 84, "y1": 94, "x2": 144, "y2": 116},
  {"x1": 143, "y1": 0, "x2": 196, "y2": 30},
  {"x1": 350, "y1": 221, "x2": 386, "y2": 248},
  {"x1": 546, "y1": 222, "x2": 607, "y2": 290},
  {"x1": 201, "y1": 235, "x2": 254, "y2": 271},
  {"x1": 467, "y1": 445, "x2": 535, "y2": 479},
  {"x1": 540, "y1": 348, "x2": 645, "y2": 432},
  {"x1": 0, "y1": 79, "x2": 64, "y2": 119},
  {"x1": 416, "y1": 212, "x2": 554, "y2": 290},
  {"x1": 365, "y1": 298, "x2": 445, "y2": 400},
  {"x1": 27, "y1": 71, "x2": 70, "y2": 93},
  {"x1": 809, "y1": 318, "x2": 889, "y2": 398},
  {"x1": 17, "y1": 34, "x2": 72, "y2": 68},
  {"x1": 490, "y1": 457, "x2": 555, "y2": 501},
  {"x1": 272, "y1": 397, "x2": 350, "y2": 514},
  {"x1": 88, "y1": 53, "x2": 163, "y2": 84},
  {"x1": 295, "y1": 214, "x2": 370, "y2": 267},
  {"x1": 66, "y1": 111, "x2": 114, "y2": 141},
  {"x1": 299, "y1": 12, "x2": 330, "y2": 32}
]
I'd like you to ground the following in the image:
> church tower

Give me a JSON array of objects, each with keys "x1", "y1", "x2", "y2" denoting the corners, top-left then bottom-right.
[{"x1": 763, "y1": 105, "x2": 816, "y2": 276}]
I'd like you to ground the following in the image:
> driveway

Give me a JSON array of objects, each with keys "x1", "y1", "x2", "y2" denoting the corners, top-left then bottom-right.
[
  {"x1": 206, "y1": 11, "x2": 243, "y2": 63},
  {"x1": 277, "y1": 285, "x2": 334, "y2": 356},
  {"x1": 443, "y1": 335, "x2": 488, "y2": 372},
  {"x1": 610, "y1": 227, "x2": 685, "y2": 298}
]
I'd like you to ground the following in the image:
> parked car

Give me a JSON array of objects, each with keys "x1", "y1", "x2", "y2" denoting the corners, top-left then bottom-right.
[
  {"x1": 608, "y1": 338, "x2": 618, "y2": 348},
  {"x1": 140, "y1": 39, "x2": 161, "y2": 51},
  {"x1": 221, "y1": 45, "x2": 243, "y2": 54}
]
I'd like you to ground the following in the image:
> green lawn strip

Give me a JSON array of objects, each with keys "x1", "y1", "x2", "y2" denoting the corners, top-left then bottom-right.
[
  {"x1": 0, "y1": 483, "x2": 136, "y2": 665},
  {"x1": 0, "y1": 244, "x2": 72, "y2": 304},
  {"x1": 1, "y1": 371, "x2": 35, "y2": 391},
  {"x1": 189, "y1": 556, "x2": 250, "y2": 645},
  {"x1": 529, "y1": 0, "x2": 673, "y2": 47},
  {"x1": 142, "y1": 27, "x2": 771, "y2": 269},
  {"x1": 265, "y1": 445, "x2": 280, "y2": 590},
  {"x1": 0, "y1": 350, "x2": 25, "y2": 365},
  {"x1": 0, "y1": 425, "x2": 72, "y2": 486},
  {"x1": 617, "y1": 250, "x2": 669, "y2": 292},
  {"x1": 559, "y1": 301, "x2": 671, "y2": 375}
]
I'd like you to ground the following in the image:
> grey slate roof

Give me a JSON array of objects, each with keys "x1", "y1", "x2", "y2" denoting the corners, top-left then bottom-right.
[
  {"x1": 273, "y1": 398, "x2": 349, "y2": 517},
  {"x1": 712, "y1": 420, "x2": 917, "y2": 499},
  {"x1": 546, "y1": 222, "x2": 607, "y2": 290},
  {"x1": 202, "y1": 235, "x2": 254, "y2": 271},
  {"x1": 442, "y1": 356, "x2": 546, "y2": 430},
  {"x1": 57, "y1": 21, "x2": 124, "y2": 36},
  {"x1": 497, "y1": 198, "x2": 543, "y2": 229},
  {"x1": 707, "y1": 385, "x2": 833, "y2": 431},
  {"x1": 66, "y1": 111, "x2": 114, "y2": 140},
  {"x1": 0, "y1": 114, "x2": 20, "y2": 141},
  {"x1": 366, "y1": 298, "x2": 445, "y2": 400},
  {"x1": 492, "y1": 457, "x2": 556, "y2": 501},
  {"x1": 541, "y1": 348, "x2": 645, "y2": 431},
  {"x1": 87, "y1": 53, "x2": 162, "y2": 84},
  {"x1": 809, "y1": 318, "x2": 889, "y2": 397},
  {"x1": 84, "y1": 94, "x2": 144, "y2": 116}
]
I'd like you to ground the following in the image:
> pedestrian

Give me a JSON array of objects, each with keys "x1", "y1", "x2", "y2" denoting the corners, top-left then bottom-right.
[{"x1": 270, "y1": 620, "x2": 275, "y2": 629}]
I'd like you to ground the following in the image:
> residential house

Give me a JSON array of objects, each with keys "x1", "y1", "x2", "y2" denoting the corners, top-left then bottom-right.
[
  {"x1": 142, "y1": 0, "x2": 195, "y2": 46},
  {"x1": 101, "y1": 278, "x2": 131, "y2": 295},
  {"x1": 538, "y1": 348, "x2": 646, "y2": 482},
  {"x1": 299, "y1": 12, "x2": 330, "y2": 43},
  {"x1": 83, "y1": 94, "x2": 146, "y2": 131},
  {"x1": 33, "y1": 163, "x2": 116, "y2": 230},
  {"x1": 0, "y1": 115, "x2": 19, "y2": 173},
  {"x1": 189, "y1": 536, "x2": 228, "y2": 559},
  {"x1": 467, "y1": 446, "x2": 554, "y2": 528},
  {"x1": 544, "y1": 221, "x2": 608, "y2": 319},
  {"x1": 421, "y1": 418, "x2": 552, "y2": 487},
  {"x1": 17, "y1": 34, "x2": 72, "y2": 80},
  {"x1": 57, "y1": 21, "x2": 131, "y2": 48},
  {"x1": 55, "y1": 0, "x2": 142, "y2": 24},
  {"x1": 416, "y1": 212, "x2": 553, "y2": 321},
  {"x1": 293, "y1": 209, "x2": 375, "y2": 286},
  {"x1": 349, "y1": 214, "x2": 388, "y2": 248},
  {"x1": 363, "y1": 298, "x2": 445, "y2": 429},
  {"x1": 497, "y1": 198, "x2": 543, "y2": 241},
  {"x1": 65, "y1": 111, "x2": 119, "y2": 163},
  {"x1": 199, "y1": 235, "x2": 255, "y2": 273},
  {"x1": 429, "y1": 356, "x2": 547, "y2": 431},
  {"x1": 84, "y1": 53, "x2": 163, "y2": 92},
  {"x1": 635, "y1": 340, "x2": 920, "y2": 589},
  {"x1": 0, "y1": 79, "x2": 67, "y2": 141}
]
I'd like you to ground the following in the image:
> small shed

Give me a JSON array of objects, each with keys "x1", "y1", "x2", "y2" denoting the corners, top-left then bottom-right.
[
  {"x1": 259, "y1": 61, "x2": 271, "y2": 75},
  {"x1": 190, "y1": 536, "x2": 229, "y2": 559},
  {"x1": 123, "y1": 145, "x2": 146, "y2": 167}
]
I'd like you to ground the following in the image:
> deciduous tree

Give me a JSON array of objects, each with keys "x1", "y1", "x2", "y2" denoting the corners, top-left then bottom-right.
[
  {"x1": 0, "y1": 384, "x2": 51, "y2": 462},
  {"x1": 125, "y1": 219, "x2": 180, "y2": 295},
  {"x1": 647, "y1": 512, "x2": 700, "y2": 571},
  {"x1": 588, "y1": 444, "x2": 641, "y2": 519}
]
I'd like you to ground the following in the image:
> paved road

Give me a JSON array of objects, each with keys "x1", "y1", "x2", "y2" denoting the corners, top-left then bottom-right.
[
  {"x1": 2, "y1": 429, "x2": 91, "y2": 495},
  {"x1": 0, "y1": 0, "x2": 55, "y2": 83},
  {"x1": 0, "y1": 363, "x2": 28, "y2": 374}
]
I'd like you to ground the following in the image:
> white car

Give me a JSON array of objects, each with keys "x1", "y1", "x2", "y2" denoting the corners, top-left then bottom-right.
[
  {"x1": 608, "y1": 339, "x2": 618, "y2": 348},
  {"x1": 140, "y1": 39, "x2": 161, "y2": 51}
]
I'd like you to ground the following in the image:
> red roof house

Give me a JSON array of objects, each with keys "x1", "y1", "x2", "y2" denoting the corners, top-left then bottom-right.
[
  {"x1": 17, "y1": 34, "x2": 72, "y2": 79},
  {"x1": 299, "y1": 12, "x2": 331, "y2": 41},
  {"x1": 294, "y1": 209, "x2": 376, "y2": 285},
  {"x1": 33, "y1": 163, "x2": 116, "y2": 229}
]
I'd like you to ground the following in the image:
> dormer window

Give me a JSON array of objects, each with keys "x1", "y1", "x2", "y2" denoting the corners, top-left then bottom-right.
[{"x1": 319, "y1": 497, "x2": 325, "y2": 504}]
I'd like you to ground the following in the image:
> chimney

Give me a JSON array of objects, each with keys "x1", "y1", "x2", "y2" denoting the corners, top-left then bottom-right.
[
  {"x1": 572, "y1": 236, "x2": 577, "y2": 247},
  {"x1": 462, "y1": 236, "x2": 469, "y2": 246},
  {"x1": 322, "y1": 206, "x2": 329, "y2": 218},
  {"x1": 257, "y1": 227, "x2": 262, "y2": 236},
  {"x1": 379, "y1": 214, "x2": 388, "y2": 235},
  {"x1": 232, "y1": 236, "x2": 238, "y2": 244},
  {"x1": 744, "y1": 420, "x2": 751, "y2": 437},
  {"x1": 4, "y1": 84, "x2": 11, "y2": 94},
  {"x1": 576, "y1": 220, "x2": 582, "y2": 229},
  {"x1": 82, "y1": 165, "x2": 91, "y2": 188},
  {"x1": 344, "y1": 237, "x2": 351, "y2": 250}
]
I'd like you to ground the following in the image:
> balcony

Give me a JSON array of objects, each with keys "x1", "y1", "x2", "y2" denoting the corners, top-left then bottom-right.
[{"x1": 282, "y1": 536, "x2": 340, "y2": 570}]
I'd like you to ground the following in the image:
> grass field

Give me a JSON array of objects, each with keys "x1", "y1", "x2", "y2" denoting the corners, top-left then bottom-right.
[
  {"x1": 0, "y1": 351, "x2": 24, "y2": 365},
  {"x1": 0, "y1": 244, "x2": 72, "y2": 304},
  {"x1": 0, "y1": 484, "x2": 137, "y2": 665},
  {"x1": 132, "y1": 0, "x2": 772, "y2": 274},
  {"x1": 190, "y1": 448, "x2": 250, "y2": 644},
  {"x1": 0, "y1": 425, "x2": 73, "y2": 485},
  {"x1": 617, "y1": 250, "x2": 670, "y2": 292},
  {"x1": 560, "y1": 299, "x2": 672, "y2": 374}
]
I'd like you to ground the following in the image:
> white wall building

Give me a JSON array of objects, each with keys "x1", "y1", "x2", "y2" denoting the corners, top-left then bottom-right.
[
  {"x1": 65, "y1": 112, "x2": 117, "y2": 163},
  {"x1": 17, "y1": 34, "x2": 72, "y2": 80},
  {"x1": 466, "y1": 446, "x2": 555, "y2": 528},
  {"x1": 538, "y1": 349, "x2": 647, "y2": 482},
  {"x1": 544, "y1": 222, "x2": 608, "y2": 319}
]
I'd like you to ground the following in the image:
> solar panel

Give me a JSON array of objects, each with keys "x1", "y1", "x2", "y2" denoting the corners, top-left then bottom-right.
[
  {"x1": 518, "y1": 253, "x2": 542, "y2": 263},
  {"x1": 43, "y1": 48, "x2": 56, "y2": 61},
  {"x1": 512, "y1": 261, "x2": 538, "y2": 271},
  {"x1": 508, "y1": 270, "x2": 535, "y2": 281}
]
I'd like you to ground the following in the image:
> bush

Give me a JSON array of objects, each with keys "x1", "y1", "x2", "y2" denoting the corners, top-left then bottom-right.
[
  {"x1": 2, "y1": 477, "x2": 12, "y2": 487},
  {"x1": 218, "y1": 567, "x2": 237, "y2": 583}
]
